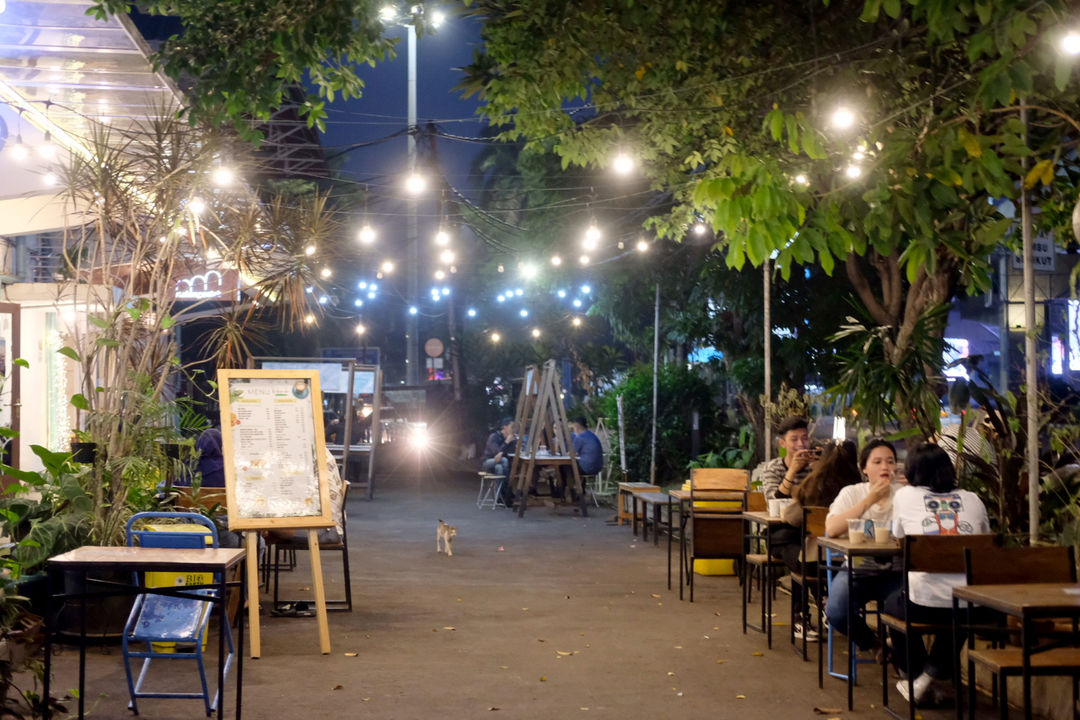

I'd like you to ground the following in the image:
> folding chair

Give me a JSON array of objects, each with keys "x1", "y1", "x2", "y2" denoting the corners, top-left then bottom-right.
[
  {"x1": 880, "y1": 533, "x2": 997, "y2": 720},
  {"x1": 122, "y1": 511, "x2": 234, "y2": 717},
  {"x1": 962, "y1": 545, "x2": 1080, "y2": 720}
]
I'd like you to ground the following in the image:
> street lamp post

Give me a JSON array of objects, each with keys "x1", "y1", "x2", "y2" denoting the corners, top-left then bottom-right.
[{"x1": 405, "y1": 22, "x2": 419, "y2": 385}]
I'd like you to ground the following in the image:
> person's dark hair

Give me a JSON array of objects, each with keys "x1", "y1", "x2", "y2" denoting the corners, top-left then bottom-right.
[
  {"x1": 858, "y1": 438, "x2": 897, "y2": 471},
  {"x1": 572, "y1": 416, "x2": 588, "y2": 428},
  {"x1": 794, "y1": 440, "x2": 861, "y2": 507},
  {"x1": 776, "y1": 416, "x2": 809, "y2": 436},
  {"x1": 499, "y1": 417, "x2": 515, "y2": 429},
  {"x1": 905, "y1": 443, "x2": 956, "y2": 494}
]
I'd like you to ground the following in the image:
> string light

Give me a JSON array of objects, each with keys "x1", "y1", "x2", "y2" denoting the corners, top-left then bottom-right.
[
  {"x1": 408, "y1": 306, "x2": 418, "y2": 315},
  {"x1": 212, "y1": 166, "x2": 234, "y2": 186},
  {"x1": 305, "y1": 244, "x2": 316, "y2": 256},
  {"x1": 514, "y1": 289, "x2": 524, "y2": 296},
  {"x1": 583, "y1": 223, "x2": 601, "y2": 250},
  {"x1": 11, "y1": 136, "x2": 28, "y2": 162},
  {"x1": 831, "y1": 106, "x2": 856, "y2": 130},
  {"x1": 354, "y1": 299, "x2": 364, "y2": 307},
  {"x1": 320, "y1": 267, "x2": 332, "y2": 278},
  {"x1": 304, "y1": 314, "x2": 316, "y2": 324},
  {"x1": 318, "y1": 295, "x2": 328, "y2": 304},
  {"x1": 636, "y1": 239, "x2": 649, "y2": 252},
  {"x1": 579, "y1": 255, "x2": 590, "y2": 265},
  {"x1": 355, "y1": 323, "x2": 367, "y2": 335},
  {"x1": 793, "y1": 174, "x2": 809, "y2": 186},
  {"x1": 439, "y1": 249, "x2": 455, "y2": 264},
  {"x1": 572, "y1": 299, "x2": 583, "y2": 308},
  {"x1": 435, "y1": 230, "x2": 450, "y2": 246},
  {"x1": 613, "y1": 152, "x2": 634, "y2": 175},
  {"x1": 693, "y1": 222, "x2": 707, "y2": 236},
  {"x1": 37, "y1": 131, "x2": 56, "y2": 160},
  {"x1": 520, "y1": 262, "x2": 537, "y2": 279},
  {"x1": 845, "y1": 164, "x2": 862, "y2": 179},
  {"x1": 581, "y1": 285, "x2": 592, "y2": 294},
  {"x1": 519, "y1": 309, "x2": 529, "y2": 318},
  {"x1": 434, "y1": 269, "x2": 446, "y2": 280},
  {"x1": 1062, "y1": 31, "x2": 1080, "y2": 55},
  {"x1": 43, "y1": 173, "x2": 58, "y2": 187},
  {"x1": 405, "y1": 173, "x2": 426, "y2": 194},
  {"x1": 188, "y1": 197, "x2": 207, "y2": 215},
  {"x1": 496, "y1": 294, "x2": 505, "y2": 302},
  {"x1": 491, "y1": 332, "x2": 501, "y2": 343},
  {"x1": 531, "y1": 328, "x2": 541, "y2": 338},
  {"x1": 467, "y1": 308, "x2": 477, "y2": 317},
  {"x1": 551, "y1": 255, "x2": 562, "y2": 266},
  {"x1": 557, "y1": 290, "x2": 566, "y2": 298},
  {"x1": 572, "y1": 317, "x2": 583, "y2": 327},
  {"x1": 381, "y1": 260, "x2": 395, "y2": 273},
  {"x1": 441, "y1": 287, "x2": 450, "y2": 296},
  {"x1": 359, "y1": 225, "x2": 376, "y2": 244}
]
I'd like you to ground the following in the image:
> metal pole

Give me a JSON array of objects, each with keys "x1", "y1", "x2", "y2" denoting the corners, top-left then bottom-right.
[
  {"x1": 650, "y1": 282, "x2": 660, "y2": 485},
  {"x1": 999, "y1": 253, "x2": 1009, "y2": 394},
  {"x1": 763, "y1": 259, "x2": 772, "y2": 462},
  {"x1": 1020, "y1": 107, "x2": 1039, "y2": 542},
  {"x1": 405, "y1": 23, "x2": 420, "y2": 386}
]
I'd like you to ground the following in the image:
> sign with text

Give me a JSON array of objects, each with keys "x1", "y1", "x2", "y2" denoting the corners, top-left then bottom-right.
[
  {"x1": 1012, "y1": 232, "x2": 1057, "y2": 272},
  {"x1": 218, "y1": 369, "x2": 333, "y2": 531}
]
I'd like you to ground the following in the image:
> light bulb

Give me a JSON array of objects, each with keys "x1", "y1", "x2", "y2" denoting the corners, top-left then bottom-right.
[
  {"x1": 188, "y1": 197, "x2": 206, "y2": 215},
  {"x1": 831, "y1": 106, "x2": 856, "y2": 130},
  {"x1": 356, "y1": 323, "x2": 367, "y2": 335},
  {"x1": 551, "y1": 255, "x2": 562, "y2": 266},
  {"x1": 212, "y1": 166, "x2": 234, "y2": 186},
  {"x1": 467, "y1": 308, "x2": 477, "y2": 318},
  {"x1": 794, "y1": 174, "x2": 809, "y2": 186},
  {"x1": 37, "y1": 132, "x2": 56, "y2": 160},
  {"x1": 405, "y1": 173, "x2": 426, "y2": 194},
  {"x1": 519, "y1": 309, "x2": 529, "y2": 318},
  {"x1": 583, "y1": 224, "x2": 601, "y2": 250},
  {"x1": 43, "y1": 173, "x2": 58, "y2": 187},
  {"x1": 845, "y1": 164, "x2": 862, "y2": 179},
  {"x1": 305, "y1": 244, "x2": 316, "y2": 256},
  {"x1": 613, "y1": 153, "x2": 634, "y2": 175},
  {"x1": 320, "y1": 267, "x2": 332, "y2": 278},
  {"x1": 531, "y1": 328, "x2": 541, "y2": 338},
  {"x1": 381, "y1": 260, "x2": 395, "y2": 273},
  {"x1": 572, "y1": 317, "x2": 583, "y2": 327},
  {"x1": 636, "y1": 239, "x2": 649, "y2": 252},
  {"x1": 11, "y1": 136, "x2": 28, "y2": 162},
  {"x1": 491, "y1": 332, "x2": 501, "y2": 343},
  {"x1": 434, "y1": 269, "x2": 446, "y2": 280},
  {"x1": 579, "y1": 254, "x2": 590, "y2": 265},
  {"x1": 435, "y1": 230, "x2": 450, "y2": 245},
  {"x1": 408, "y1": 306, "x2": 418, "y2": 315},
  {"x1": 359, "y1": 225, "x2": 376, "y2": 244},
  {"x1": 304, "y1": 314, "x2": 316, "y2": 324},
  {"x1": 693, "y1": 223, "x2": 707, "y2": 236},
  {"x1": 1063, "y1": 32, "x2": 1080, "y2": 55},
  {"x1": 521, "y1": 262, "x2": 537, "y2": 279},
  {"x1": 439, "y1": 249, "x2": 455, "y2": 264}
]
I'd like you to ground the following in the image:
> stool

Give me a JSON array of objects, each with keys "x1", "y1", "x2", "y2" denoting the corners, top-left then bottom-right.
[
  {"x1": 477, "y1": 472, "x2": 506, "y2": 509},
  {"x1": 617, "y1": 482, "x2": 659, "y2": 525}
]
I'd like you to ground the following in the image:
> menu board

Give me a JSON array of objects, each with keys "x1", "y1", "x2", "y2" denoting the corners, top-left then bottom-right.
[{"x1": 218, "y1": 369, "x2": 334, "y2": 531}]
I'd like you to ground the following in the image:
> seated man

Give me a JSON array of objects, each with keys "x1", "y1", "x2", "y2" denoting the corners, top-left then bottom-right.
[
  {"x1": 482, "y1": 418, "x2": 517, "y2": 503},
  {"x1": 560, "y1": 416, "x2": 603, "y2": 499}
]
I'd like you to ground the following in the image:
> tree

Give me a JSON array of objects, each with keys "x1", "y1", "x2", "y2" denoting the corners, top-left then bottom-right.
[
  {"x1": 91, "y1": 0, "x2": 402, "y2": 136},
  {"x1": 461, "y1": 0, "x2": 1080, "y2": 435}
]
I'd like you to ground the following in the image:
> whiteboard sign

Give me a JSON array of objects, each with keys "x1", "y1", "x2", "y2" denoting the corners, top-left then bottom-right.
[{"x1": 218, "y1": 369, "x2": 334, "y2": 531}]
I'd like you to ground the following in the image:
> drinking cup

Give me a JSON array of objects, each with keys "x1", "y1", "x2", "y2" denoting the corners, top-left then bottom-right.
[
  {"x1": 874, "y1": 521, "x2": 891, "y2": 544},
  {"x1": 768, "y1": 499, "x2": 781, "y2": 518},
  {"x1": 847, "y1": 518, "x2": 866, "y2": 544}
]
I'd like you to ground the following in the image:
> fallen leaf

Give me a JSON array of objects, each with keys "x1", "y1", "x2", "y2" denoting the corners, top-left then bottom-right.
[
  {"x1": 557, "y1": 650, "x2": 573, "y2": 656},
  {"x1": 585, "y1": 643, "x2": 591, "y2": 648},
  {"x1": 497, "y1": 546, "x2": 504, "y2": 551},
  {"x1": 299, "y1": 586, "x2": 311, "y2": 591},
  {"x1": 812, "y1": 709, "x2": 842, "y2": 715},
  {"x1": 703, "y1": 635, "x2": 710, "y2": 639},
  {"x1": 713, "y1": 626, "x2": 720, "y2": 630},
  {"x1": 522, "y1": 608, "x2": 529, "y2": 611},
  {"x1": 489, "y1": 707, "x2": 500, "y2": 711},
  {"x1": 751, "y1": 652, "x2": 763, "y2": 656},
  {"x1": 344, "y1": 652, "x2": 358, "y2": 657},
  {"x1": 332, "y1": 685, "x2": 343, "y2": 691},
  {"x1": 657, "y1": 602, "x2": 663, "y2": 606},
  {"x1": 651, "y1": 593, "x2": 661, "y2": 598},
  {"x1": 362, "y1": 698, "x2": 370, "y2": 702},
  {"x1": 540, "y1": 676, "x2": 547, "y2": 682},
  {"x1": 667, "y1": 671, "x2": 675, "y2": 676},
  {"x1": 443, "y1": 626, "x2": 456, "y2": 631},
  {"x1": 716, "y1": 659, "x2": 727, "y2": 664},
  {"x1": 580, "y1": 707, "x2": 589, "y2": 711},
  {"x1": 714, "y1": 612, "x2": 723, "y2": 617},
  {"x1": 735, "y1": 694, "x2": 746, "y2": 699},
  {"x1": 499, "y1": 666, "x2": 509, "y2": 670},
  {"x1": 537, "y1": 638, "x2": 545, "y2": 643},
  {"x1": 677, "y1": 692, "x2": 683, "y2": 697},
  {"x1": 674, "y1": 645, "x2": 682, "y2": 649},
  {"x1": 457, "y1": 598, "x2": 463, "y2": 602}
]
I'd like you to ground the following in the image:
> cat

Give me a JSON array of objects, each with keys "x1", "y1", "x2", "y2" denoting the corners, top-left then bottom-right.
[{"x1": 436, "y1": 519, "x2": 457, "y2": 557}]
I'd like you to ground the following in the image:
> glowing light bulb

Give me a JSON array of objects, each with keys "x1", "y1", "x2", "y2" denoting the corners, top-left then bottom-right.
[
  {"x1": 359, "y1": 281, "x2": 368, "y2": 289},
  {"x1": 434, "y1": 269, "x2": 446, "y2": 280},
  {"x1": 572, "y1": 316, "x2": 583, "y2": 327},
  {"x1": 359, "y1": 225, "x2": 376, "y2": 244},
  {"x1": 441, "y1": 287, "x2": 450, "y2": 296},
  {"x1": 794, "y1": 174, "x2": 809, "y2": 186},
  {"x1": 356, "y1": 323, "x2": 367, "y2": 335},
  {"x1": 318, "y1": 295, "x2": 328, "y2": 304},
  {"x1": 405, "y1": 173, "x2": 426, "y2": 194},
  {"x1": 557, "y1": 290, "x2": 566, "y2": 298},
  {"x1": 1063, "y1": 32, "x2": 1080, "y2": 55},
  {"x1": 497, "y1": 295, "x2": 505, "y2": 302},
  {"x1": 212, "y1": 166, "x2": 234, "y2": 186},
  {"x1": 583, "y1": 224, "x2": 601, "y2": 250},
  {"x1": 572, "y1": 299, "x2": 582, "y2": 308},
  {"x1": 408, "y1": 306, "x2": 418, "y2": 315},
  {"x1": 551, "y1": 255, "x2": 562, "y2": 266},
  {"x1": 579, "y1": 254, "x2": 590, "y2": 265},
  {"x1": 188, "y1": 197, "x2": 206, "y2": 215},
  {"x1": 515, "y1": 289, "x2": 524, "y2": 296},
  {"x1": 467, "y1": 308, "x2": 477, "y2": 317},
  {"x1": 693, "y1": 223, "x2": 707, "y2": 236},
  {"x1": 37, "y1": 133, "x2": 56, "y2": 160},
  {"x1": 491, "y1": 332, "x2": 501, "y2": 343},
  {"x1": 519, "y1": 309, "x2": 529, "y2": 318},
  {"x1": 354, "y1": 299, "x2": 364, "y2": 307},
  {"x1": 304, "y1": 314, "x2": 316, "y2": 324},
  {"x1": 11, "y1": 137, "x2": 28, "y2": 162},
  {"x1": 613, "y1": 153, "x2": 634, "y2": 175},
  {"x1": 831, "y1": 106, "x2": 856, "y2": 130},
  {"x1": 581, "y1": 285, "x2": 592, "y2": 294},
  {"x1": 636, "y1": 239, "x2": 649, "y2": 252},
  {"x1": 379, "y1": 5, "x2": 396, "y2": 22},
  {"x1": 435, "y1": 230, "x2": 450, "y2": 245},
  {"x1": 845, "y1": 164, "x2": 862, "y2": 179},
  {"x1": 531, "y1": 328, "x2": 541, "y2": 338},
  {"x1": 521, "y1": 262, "x2": 537, "y2": 279},
  {"x1": 43, "y1": 173, "x2": 58, "y2": 187},
  {"x1": 431, "y1": 9, "x2": 445, "y2": 27},
  {"x1": 305, "y1": 244, "x2": 316, "y2": 256},
  {"x1": 440, "y1": 249, "x2": 455, "y2": 264},
  {"x1": 381, "y1": 260, "x2": 395, "y2": 273},
  {"x1": 320, "y1": 267, "x2": 332, "y2": 278}
]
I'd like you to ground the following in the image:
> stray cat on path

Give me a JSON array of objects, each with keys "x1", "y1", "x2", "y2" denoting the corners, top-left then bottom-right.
[{"x1": 436, "y1": 520, "x2": 457, "y2": 556}]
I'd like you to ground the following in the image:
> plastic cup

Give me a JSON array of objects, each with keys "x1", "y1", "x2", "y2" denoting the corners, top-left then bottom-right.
[
  {"x1": 768, "y1": 499, "x2": 781, "y2": 517},
  {"x1": 847, "y1": 518, "x2": 865, "y2": 544},
  {"x1": 874, "y1": 521, "x2": 891, "y2": 544}
]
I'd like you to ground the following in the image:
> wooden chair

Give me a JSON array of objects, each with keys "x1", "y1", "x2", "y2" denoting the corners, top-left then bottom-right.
[
  {"x1": 962, "y1": 545, "x2": 1080, "y2": 720},
  {"x1": 880, "y1": 533, "x2": 998, "y2": 720},
  {"x1": 788, "y1": 506, "x2": 828, "y2": 667},
  {"x1": 685, "y1": 468, "x2": 747, "y2": 602}
]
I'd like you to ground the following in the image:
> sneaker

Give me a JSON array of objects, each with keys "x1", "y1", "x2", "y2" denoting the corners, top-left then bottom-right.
[
  {"x1": 793, "y1": 621, "x2": 820, "y2": 642},
  {"x1": 895, "y1": 672, "x2": 933, "y2": 705}
]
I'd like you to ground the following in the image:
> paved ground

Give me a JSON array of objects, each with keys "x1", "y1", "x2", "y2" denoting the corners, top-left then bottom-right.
[{"x1": 45, "y1": 469, "x2": 1013, "y2": 720}]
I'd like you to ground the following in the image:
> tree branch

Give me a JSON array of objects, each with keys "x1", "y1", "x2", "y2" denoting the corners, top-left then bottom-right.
[{"x1": 845, "y1": 253, "x2": 892, "y2": 327}]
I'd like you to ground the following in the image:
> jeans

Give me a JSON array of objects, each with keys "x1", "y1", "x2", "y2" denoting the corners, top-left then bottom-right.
[
  {"x1": 825, "y1": 569, "x2": 902, "y2": 651},
  {"x1": 882, "y1": 593, "x2": 956, "y2": 680},
  {"x1": 482, "y1": 458, "x2": 511, "y2": 503}
]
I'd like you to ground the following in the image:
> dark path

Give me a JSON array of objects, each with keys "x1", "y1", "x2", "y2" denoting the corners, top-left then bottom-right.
[{"x1": 48, "y1": 470, "x2": 1009, "y2": 719}]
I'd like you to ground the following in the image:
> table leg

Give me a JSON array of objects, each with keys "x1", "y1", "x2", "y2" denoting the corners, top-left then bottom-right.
[
  {"x1": 678, "y1": 505, "x2": 686, "y2": 601},
  {"x1": 1022, "y1": 614, "x2": 1032, "y2": 720},
  {"x1": 79, "y1": 570, "x2": 87, "y2": 719},
  {"x1": 653, "y1": 503, "x2": 661, "y2": 546},
  {"x1": 846, "y1": 564, "x2": 855, "y2": 711},
  {"x1": 217, "y1": 566, "x2": 227, "y2": 720},
  {"x1": 632, "y1": 496, "x2": 639, "y2": 538},
  {"x1": 741, "y1": 518, "x2": 748, "y2": 635},
  {"x1": 765, "y1": 532, "x2": 773, "y2": 650},
  {"x1": 237, "y1": 566, "x2": 245, "y2": 720},
  {"x1": 42, "y1": 568, "x2": 53, "y2": 720},
  {"x1": 666, "y1": 503, "x2": 673, "y2": 590},
  {"x1": 952, "y1": 596, "x2": 963, "y2": 720}
]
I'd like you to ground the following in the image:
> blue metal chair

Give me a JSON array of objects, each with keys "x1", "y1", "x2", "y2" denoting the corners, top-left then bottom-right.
[{"x1": 122, "y1": 512, "x2": 234, "y2": 717}]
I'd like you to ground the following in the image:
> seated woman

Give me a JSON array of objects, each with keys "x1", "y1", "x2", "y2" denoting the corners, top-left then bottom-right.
[
  {"x1": 771, "y1": 440, "x2": 861, "y2": 642},
  {"x1": 887, "y1": 443, "x2": 990, "y2": 705},
  {"x1": 823, "y1": 438, "x2": 904, "y2": 657}
]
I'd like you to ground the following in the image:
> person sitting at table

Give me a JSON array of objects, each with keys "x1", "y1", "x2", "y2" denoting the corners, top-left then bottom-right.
[
  {"x1": 823, "y1": 438, "x2": 905, "y2": 659},
  {"x1": 482, "y1": 417, "x2": 518, "y2": 503},
  {"x1": 772, "y1": 440, "x2": 861, "y2": 642},
  {"x1": 556, "y1": 417, "x2": 603, "y2": 500},
  {"x1": 886, "y1": 442, "x2": 990, "y2": 706},
  {"x1": 760, "y1": 415, "x2": 817, "y2": 501},
  {"x1": 174, "y1": 427, "x2": 226, "y2": 489}
]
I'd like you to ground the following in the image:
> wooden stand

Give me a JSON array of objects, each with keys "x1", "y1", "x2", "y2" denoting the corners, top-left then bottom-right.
[{"x1": 508, "y1": 360, "x2": 586, "y2": 517}]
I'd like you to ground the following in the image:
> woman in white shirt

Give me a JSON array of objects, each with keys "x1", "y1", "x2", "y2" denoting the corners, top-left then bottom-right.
[
  {"x1": 887, "y1": 443, "x2": 990, "y2": 705},
  {"x1": 824, "y1": 438, "x2": 905, "y2": 655}
]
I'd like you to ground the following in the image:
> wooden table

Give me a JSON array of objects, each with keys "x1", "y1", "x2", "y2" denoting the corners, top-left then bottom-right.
[
  {"x1": 44, "y1": 546, "x2": 246, "y2": 720},
  {"x1": 669, "y1": 488, "x2": 747, "y2": 601},
  {"x1": 741, "y1": 510, "x2": 787, "y2": 649},
  {"x1": 952, "y1": 582, "x2": 1080, "y2": 720},
  {"x1": 510, "y1": 454, "x2": 588, "y2": 517},
  {"x1": 629, "y1": 491, "x2": 678, "y2": 587},
  {"x1": 617, "y1": 482, "x2": 659, "y2": 525},
  {"x1": 816, "y1": 535, "x2": 901, "y2": 710}
]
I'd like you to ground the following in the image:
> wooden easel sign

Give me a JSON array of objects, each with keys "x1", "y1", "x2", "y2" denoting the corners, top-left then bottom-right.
[{"x1": 218, "y1": 368, "x2": 335, "y2": 658}]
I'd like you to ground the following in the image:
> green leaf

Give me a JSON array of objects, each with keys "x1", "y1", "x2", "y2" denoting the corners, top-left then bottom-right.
[
  {"x1": 1054, "y1": 56, "x2": 1073, "y2": 92},
  {"x1": 766, "y1": 108, "x2": 783, "y2": 142},
  {"x1": 96, "y1": 338, "x2": 121, "y2": 348},
  {"x1": 882, "y1": 0, "x2": 900, "y2": 19},
  {"x1": 13, "y1": 358, "x2": 28, "y2": 369},
  {"x1": 160, "y1": 314, "x2": 175, "y2": 330},
  {"x1": 70, "y1": 393, "x2": 90, "y2": 411},
  {"x1": 1024, "y1": 159, "x2": 1054, "y2": 189},
  {"x1": 859, "y1": 0, "x2": 882, "y2": 23},
  {"x1": 88, "y1": 315, "x2": 111, "y2": 329},
  {"x1": 58, "y1": 346, "x2": 81, "y2": 362}
]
